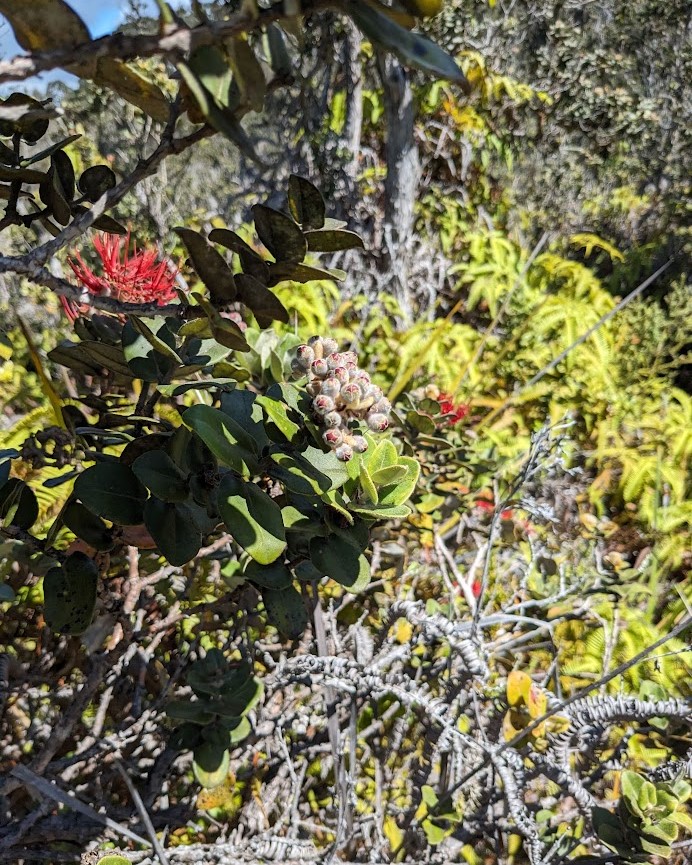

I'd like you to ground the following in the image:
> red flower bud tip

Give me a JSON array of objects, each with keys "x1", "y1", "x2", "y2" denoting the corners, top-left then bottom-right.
[
  {"x1": 311, "y1": 358, "x2": 329, "y2": 378},
  {"x1": 323, "y1": 428, "x2": 343, "y2": 447},
  {"x1": 321, "y1": 376, "x2": 341, "y2": 398},
  {"x1": 335, "y1": 443, "x2": 353, "y2": 462},
  {"x1": 68, "y1": 231, "x2": 177, "y2": 306},
  {"x1": 296, "y1": 344, "x2": 315, "y2": 367},
  {"x1": 313, "y1": 394, "x2": 336, "y2": 415},
  {"x1": 367, "y1": 413, "x2": 389, "y2": 432},
  {"x1": 341, "y1": 383, "x2": 361, "y2": 404},
  {"x1": 436, "y1": 391, "x2": 469, "y2": 426}
]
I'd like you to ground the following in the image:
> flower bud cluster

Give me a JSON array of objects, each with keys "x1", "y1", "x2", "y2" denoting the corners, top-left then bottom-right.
[{"x1": 291, "y1": 336, "x2": 392, "y2": 460}]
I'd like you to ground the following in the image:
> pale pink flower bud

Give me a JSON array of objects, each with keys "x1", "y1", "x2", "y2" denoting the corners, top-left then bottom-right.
[
  {"x1": 326, "y1": 352, "x2": 344, "y2": 370},
  {"x1": 341, "y1": 383, "x2": 361, "y2": 404},
  {"x1": 323, "y1": 411, "x2": 342, "y2": 428},
  {"x1": 295, "y1": 344, "x2": 315, "y2": 368},
  {"x1": 323, "y1": 428, "x2": 343, "y2": 447},
  {"x1": 321, "y1": 376, "x2": 341, "y2": 398},
  {"x1": 341, "y1": 351, "x2": 358, "y2": 365},
  {"x1": 367, "y1": 412, "x2": 389, "y2": 432},
  {"x1": 333, "y1": 366, "x2": 349, "y2": 385},
  {"x1": 350, "y1": 435, "x2": 368, "y2": 453},
  {"x1": 311, "y1": 358, "x2": 329, "y2": 378},
  {"x1": 322, "y1": 338, "x2": 339, "y2": 356},
  {"x1": 364, "y1": 384, "x2": 383, "y2": 401},
  {"x1": 335, "y1": 443, "x2": 353, "y2": 462},
  {"x1": 313, "y1": 394, "x2": 335, "y2": 415},
  {"x1": 308, "y1": 335, "x2": 324, "y2": 359},
  {"x1": 371, "y1": 397, "x2": 391, "y2": 415}
]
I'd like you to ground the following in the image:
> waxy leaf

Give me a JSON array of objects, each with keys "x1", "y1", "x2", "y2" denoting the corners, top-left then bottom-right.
[
  {"x1": 252, "y1": 204, "x2": 307, "y2": 263},
  {"x1": 235, "y1": 273, "x2": 289, "y2": 327},
  {"x1": 310, "y1": 535, "x2": 371, "y2": 592},
  {"x1": 350, "y1": 0, "x2": 469, "y2": 86},
  {"x1": 209, "y1": 227, "x2": 270, "y2": 283},
  {"x1": 217, "y1": 473, "x2": 286, "y2": 564},
  {"x1": 287, "y1": 175, "x2": 325, "y2": 231},
  {"x1": 175, "y1": 227, "x2": 237, "y2": 304},
  {"x1": 193, "y1": 741, "x2": 230, "y2": 788},
  {"x1": 143, "y1": 498, "x2": 202, "y2": 566},
  {"x1": 133, "y1": 450, "x2": 189, "y2": 503},
  {"x1": 184, "y1": 404, "x2": 259, "y2": 476},
  {"x1": 244, "y1": 559, "x2": 293, "y2": 590},
  {"x1": 303, "y1": 229, "x2": 364, "y2": 253},
  {"x1": 62, "y1": 501, "x2": 113, "y2": 551},
  {"x1": 43, "y1": 551, "x2": 98, "y2": 635},
  {"x1": 0, "y1": 477, "x2": 38, "y2": 529},
  {"x1": 262, "y1": 585, "x2": 307, "y2": 639},
  {"x1": 74, "y1": 462, "x2": 147, "y2": 525}
]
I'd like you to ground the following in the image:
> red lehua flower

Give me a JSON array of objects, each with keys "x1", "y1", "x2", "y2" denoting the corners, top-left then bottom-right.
[
  {"x1": 437, "y1": 392, "x2": 469, "y2": 425},
  {"x1": 68, "y1": 232, "x2": 178, "y2": 307}
]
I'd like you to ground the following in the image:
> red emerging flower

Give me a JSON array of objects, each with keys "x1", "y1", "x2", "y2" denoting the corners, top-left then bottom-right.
[
  {"x1": 437, "y1": 392, "x2": 469, "y2": 426},
  {"x1": 63, "y1": 232, "x2": 178, "y2": 320}
]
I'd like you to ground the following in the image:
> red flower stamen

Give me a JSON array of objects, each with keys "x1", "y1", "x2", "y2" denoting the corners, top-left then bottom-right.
[
  {"x1": 68, "y1": 232, "x2": 178, "y2": 308},
  {"x1": 437, "y1": 392, "x2": 469, "y2": 426}
]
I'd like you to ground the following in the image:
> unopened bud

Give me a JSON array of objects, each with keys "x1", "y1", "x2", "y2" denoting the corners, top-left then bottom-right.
[
  {"x1": 311, "y1": 358, "x2": 329, "y2": 378},
  {"x1": 341, "y1": 383, "x2": 361, "y2": 404},
  {"x1": 321, "y1": 376, "x2": 341, "y2": 398},
  {"x1": 367, "y1": 412, "x2": 389, "y2": 432},
  {"x1": 296, "y1": 344, "x2": 315, "y2": 368},
  {"x1": 308, "y1": 335, "x2": 324, "y2": 359},
  {"x1": 333, "y1": 366, "x2": 349, "y2": 385},
  {"x1": 350, "y1": 435, "x2": 368, "y2": 453},
  {"x1": 313, "y1": 394, "x2": 335, "y2": 415},
  {"x1": 323, "y1": 428, "x2": 343, "y2": 447},
  {"x1": 306, "y1": 380, "x2": 322, "y2": 397},
  {"x1": 326, "y1": 352, "x2": 344, "y2": 370},
  {"x1": 335, "y1": 443, "x2": 353, "y2": 462},
  {"x1": 322, "y1": 338, "x2": 339, "y2": 356},
  {"x1": 371, "y1": 397, "x2": 391, "y2": 415},
  {"x1": 323, "y1": 411, "x2": 342, "y2": 428},
  {"x1": 341, "y1": 351, "x2": 358, "y2": 365}
]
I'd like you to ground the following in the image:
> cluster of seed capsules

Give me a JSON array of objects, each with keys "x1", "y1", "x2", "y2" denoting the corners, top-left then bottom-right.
[{"x1": 291, "y1": 336, "x2": 392, "y2": 461}]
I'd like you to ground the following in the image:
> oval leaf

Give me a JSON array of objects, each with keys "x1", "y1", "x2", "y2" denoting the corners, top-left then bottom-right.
[
  {"x1": 74, "y1": 462, "x2": 147, "y2": 525},
  {"x1": 217, "y1": 473, "x2": 286, "y2": 564}
]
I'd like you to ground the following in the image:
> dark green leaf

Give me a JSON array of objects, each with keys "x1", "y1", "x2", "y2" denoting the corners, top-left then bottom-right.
[
  {"x1": 208, "y1": 227, "x2": 270, "y2": 283},
  {"x1": 143, "y1": 498, "x2": 202, "y2": 566},
  {"x1": 43, "y1": 552, "x2": 98, "y2": 635},
  {"x1": 23, "y1": 133, "x2": 81, "y2": 166},
  {"x1": 262, "y1": 585, "x2": 307, "y2": 639},
  {"x1": 133, "y1": 450, "x2": 189, "y2": 503},
  {"x1": 350, "y1": 0, "x2": 469, "y2": 86},
  {"x1": 287, "y1": 175, "x2": 325, "y2": 231},
  {"x1": 303, "y1": 229, "x2": 364, "y2": 253},
  {"x1": 77, "y1": 164, "x2": 116, "y2": 202},
  {"x1": 193, "y1": 741, "x2": 230, "y2": 788},
  {"x1": 310, "y1": 535, "x2": 371, "y2": 592},
  {"x1": 251, "y1": 204, "x2": 306, "y2": 263},
  {"x1": 235, "y1": 273, "x2": 289, "y2": 328},
  {"x1": 63, "y1": 501, "x2": 113, "y2": 551},
  {"x1": 267, "y1": 261, "x2": 346, "y2": 286},
  {"x1": 183, "y1": 404, "x2": 259, "y2": 476},
  {"x1": 0, "y1": 477, "x2": 38, "y2": 529},
  {"x1": 244, "y1": 559, "x2": 293, "y2": 589},
  {"x1": 175, "y1": 227, "x2": 237, "y2": 304},
  {"x1": 74, "y1": 462, "x2": 147, "y2": 525}
]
